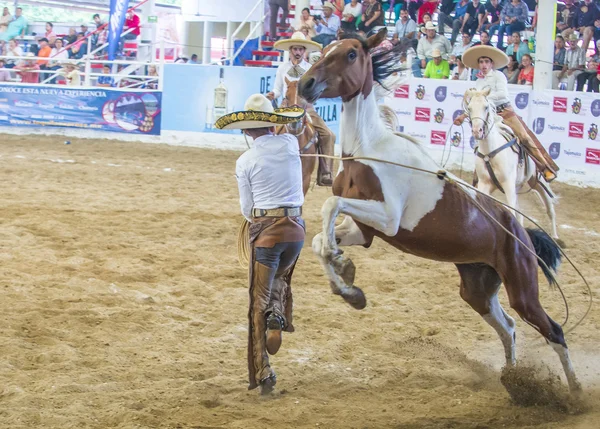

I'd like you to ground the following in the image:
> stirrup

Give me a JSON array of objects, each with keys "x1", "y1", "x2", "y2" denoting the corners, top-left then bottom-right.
[{"x1": 542, "y1": 169, "x2": 557, "y2": 183}]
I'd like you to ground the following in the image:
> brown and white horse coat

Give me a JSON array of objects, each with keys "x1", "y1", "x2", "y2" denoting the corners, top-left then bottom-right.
[{"x1": 299, "y1": 30, "x2": 580, "y2": 393}]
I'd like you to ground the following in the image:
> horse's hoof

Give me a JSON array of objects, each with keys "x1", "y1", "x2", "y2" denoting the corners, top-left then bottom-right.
[
  {"x1": 260, "y1": 375, "x2": 277, "y2": 395},
  {"x1": 343, "y1": 287, "x2": 367, "y2": 310},
  {"x1": 556, "y1": 238, "x2": 567, "y2": 249},
  {"x1": 332, "y1": 255, "x2": 355, "y2": 286}
]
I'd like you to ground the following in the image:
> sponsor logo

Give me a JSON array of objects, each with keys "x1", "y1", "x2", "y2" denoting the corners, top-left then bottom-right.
[
  {"x1": 469, "y1": 136, "x2": 476, "y2": 149},
  {"x1": 585, "y1": 148, "x2": 600, "y2": 165},
  {"x1": 515, "y1": 93, "x2": 529, "y2": 109},
  {"x1": 450, "y1": 92, "x2": 464, "y2": 99},
  {"x1": 553, "y1": 97, "x2": 567, "y2": 113},
  {"x1": 435, "y1": 86, "x2": 447, "y2": 102},
  {"x1": 568, "y1": 122, "x2": 584, "y2": 138},
  {"x1": 571, "y1": 97, "x2": 582, "y2": 114},
  {"x1": 395, "y1": 110, "x2": 412, "y2": 116},
  {"x1": 415, "y1": 107, "x2": 431, "y2": 122},
  {"x1": 549, "y1": 143, "x2": 561, "y2": 160},
  {"x1": 14, "y1": 101, "x2": 34, "y2": 107},
  {"x1": 548, "y1": 124, "x2": 565, "y2": 132},
  {"x1": 394, "y1": 84, "x2": 410, "y2": 98},
  {"x1": 434, "y1": 108, "x2": 444, "y2": 123},
  {"x1": 565, "y1": 168, "x2": 586, "y2": 175},
  {"x1": 591, "y1": 99, "x2": 600, "y2": 117},
  {"x1": 408, "y1": 132, "x2": 427, "y2": 139},
  {"x1": 452, "y1": 109, "x2": 464, "y2": 121},
  {"x1": 532, "y1": 99, "x2": 550, "y2": 106},
  {"x1": 430, "y1": 130, "x2": 447, "y2": 145},
  {"x1": 532, "y1": 117, "x2": 545, "y2": 134},
  {"x1": 451, "y1": 132, "x2": 462, "y2": 147},
  {"x1": 415, "y1": 84, "x2": 425, "y2": 100},
  {"x1": 588, "y1": 123, "x2": 598, "y2": 140},
  {"x1": 396, "y1": 125, "x2": 405, "y2": 132},
  {"x1": 564, "y1": 149, "x2": 582, "y2": 158}
]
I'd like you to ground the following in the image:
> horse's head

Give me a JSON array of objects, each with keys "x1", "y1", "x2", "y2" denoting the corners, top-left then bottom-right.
[
  {"x1": 284, "y1": 78, "x2": 300, "y2": 107},
  {"x1": 299, "y1": 28, "x2": 401, "y2": 103},
  {"x1": 463, "y1": 87, "x2": 493, "y2": 140}
]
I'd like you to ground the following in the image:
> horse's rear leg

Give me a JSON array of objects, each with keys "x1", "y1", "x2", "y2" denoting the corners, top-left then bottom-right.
[
  {"x1": 531, "y1": 181, "x2": 559, "y2": 240},
  {"x1": 501, "y1": 258, "x2": 581, "y2": 392},
  {"x1": 456, "y1": 264, "x2": 516, "y2": 367}
]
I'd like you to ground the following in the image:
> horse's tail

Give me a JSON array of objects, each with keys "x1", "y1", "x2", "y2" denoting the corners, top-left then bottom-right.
[
  {"x1": 379, "y1": 105, "x2": 398, "y2": 132},
  {"x1": 526, "y1": 228, "x2": 561, "y2": 288}
]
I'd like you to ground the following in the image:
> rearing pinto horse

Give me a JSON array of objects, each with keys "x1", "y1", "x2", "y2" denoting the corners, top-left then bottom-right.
[
  {"x1": 298, "y1": 29, "x2": 580, "y2": 393},
  {"x1": 279, "y1": 78, "x2": 318, "y2": 196}
]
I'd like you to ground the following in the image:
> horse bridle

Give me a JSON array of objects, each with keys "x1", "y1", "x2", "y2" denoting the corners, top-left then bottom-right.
[
  {"x1": 279, "y1": 98, "x2": 317, "y2": 153},
  {"x1": 463, "y1": 96, "x2": 496, "y2": 140}
]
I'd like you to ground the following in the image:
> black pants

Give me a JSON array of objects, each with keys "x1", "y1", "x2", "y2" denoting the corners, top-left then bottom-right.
[
  {"x1": 576, "y1": 71, "x2": 600, "y2": 92},
  {"x1": 269, "y1": 0, "x2": 289, "y2": 40}
]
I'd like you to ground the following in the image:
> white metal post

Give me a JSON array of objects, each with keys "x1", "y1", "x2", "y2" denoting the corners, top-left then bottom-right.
[
  {"x1": 226, "y1": 20, "x2": 234, "y2": 58},
  {"x1": 533, "y1": 0, "x2": 554, "y2": 91},
  {"x1": 159, "y1": 38, "x2": 165, "y2": 91},
  {"x1": 85, "y1": 38, "x2": 92, "y2": 86},
  {"x1": 202, "y1": 21, "x2": 213, "y2": 64}
]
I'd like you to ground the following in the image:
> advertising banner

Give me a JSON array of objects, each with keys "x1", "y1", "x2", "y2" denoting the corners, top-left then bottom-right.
[
  {"x1": 108, "y1": 0, "x2": 130, "y2": 61},
  {"x1": 0, "y1": 85, "x2": 162, "y2": 135}
]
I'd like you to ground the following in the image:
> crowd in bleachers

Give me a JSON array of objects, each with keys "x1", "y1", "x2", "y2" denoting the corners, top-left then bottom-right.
[
  {"x1": 289, "y1": 0, "x2": 600, "y2": 91},
  {"x1": 0, "y1": 6, "x2": 152, "y2": 87}
]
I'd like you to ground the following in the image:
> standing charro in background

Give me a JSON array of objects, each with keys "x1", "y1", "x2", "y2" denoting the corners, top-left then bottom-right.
[
  {"x1": 215, "y1": 94, "x2": 306, "y2": 395},
  {"x1": 267, "y1": 32, "x2": 336, "y2": 187},
  {"x1": 456, "y1": 45, "x2": 559, "y2": 182}
]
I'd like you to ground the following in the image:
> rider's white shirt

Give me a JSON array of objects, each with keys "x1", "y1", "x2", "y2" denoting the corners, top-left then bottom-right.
[
  {"x1": 235, "y1": 133, "x2": 304, "y2": 221},
  {"x1": 273, "y1": 59, "x2": 312, "y2": 100},
  {"x1": 475, "y1": 69, "x2": 510, "y2": 107}
]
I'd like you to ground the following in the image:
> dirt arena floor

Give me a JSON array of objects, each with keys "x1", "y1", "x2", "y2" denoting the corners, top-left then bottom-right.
[{"x1": 0, "y1": 134, "x2": 599, "y2": 429}]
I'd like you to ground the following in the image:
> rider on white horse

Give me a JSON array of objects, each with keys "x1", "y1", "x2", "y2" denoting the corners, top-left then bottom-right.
[
  {"x1": 267, "y1": 32, "x2": 336, "y2": 186},
  {"x1": 455, "y1": 45, "x2": 559, "y2": 183}
]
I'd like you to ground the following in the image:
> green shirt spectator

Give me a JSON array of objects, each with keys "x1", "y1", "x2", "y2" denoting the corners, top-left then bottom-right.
[{"x1": 424, "y1": 49, "x2": 450, "y2": 79}]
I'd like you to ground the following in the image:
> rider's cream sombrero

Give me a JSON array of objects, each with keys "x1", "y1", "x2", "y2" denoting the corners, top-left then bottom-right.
[
  {"x1": 215, "y1": 94, "x2": 305, "y2": 130},
  {"x1": 273, "y1": 31, "x2": 322, "y2": 53},
  {"x1": 462, "y1": 45, "x2": 509, "y2": 70}
]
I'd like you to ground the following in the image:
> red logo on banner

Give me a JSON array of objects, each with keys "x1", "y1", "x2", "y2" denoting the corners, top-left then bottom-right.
[
  {"x1": 431, "y1": 130, "x2": 447, "y2": 145},
  {"x1": 394, "y1": 84, "x2": 409, "y2": 98},
  {"x1": 553, "y1": 97, "x2": 567, "y2": 113},
  {"x1": 415, "y1": 107, "x2": 431, "y2": 122},
  {"x1": 586, "y1": 148, "x2": 600, "y2": 165},
  {"x1": 568, "y1": 122, "x2": 584, "y2": 138}
]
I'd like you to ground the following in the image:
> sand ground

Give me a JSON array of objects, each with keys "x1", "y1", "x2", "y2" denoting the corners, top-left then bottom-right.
[{"x1": 0, "y1": 134, "x2": 598, "y2": 429}]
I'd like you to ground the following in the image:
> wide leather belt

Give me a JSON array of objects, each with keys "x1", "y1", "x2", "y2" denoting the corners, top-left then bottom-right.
[
  {"x1": 252, "y1": 207, "x2": 302, "y2": 218},
  {"x1": 496, "y1": 102, "x2": 511, "y2": 113}
]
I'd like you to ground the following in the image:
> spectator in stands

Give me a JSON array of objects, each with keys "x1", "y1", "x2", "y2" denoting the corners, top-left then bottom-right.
[
  {"x1": 124, "y1": 10, "x2": 141, "y2": 42},
  {"x1": 92, "y1": 15, "x2": 108, "y2": 54},
  {"x1": 313, "y1": 2, "x2": 341, "y2": 47},
  {"x1": 47, "y1": 38, "x2": 68, "y2": 83},
  {"x1": 417, "y1": 12, "x2": 432, "y2": 38},
  {"x1": 437, "y1": 0, "x2": 469, "y2": 46},
  {"x1": 15, "y1": 53, "x2": 40, "y2": 84},
  {"x1": 418, "y1": 0, "x2": 438, "y2": 25},
  {"x1": 472, "y1": 30, "x2": 492, "y2": 46},
  {"x1": 70, "y1": 33, "x2": 88, "y2": 60},
  {"x1": 4, "y1": 39, "x2": 22, "y2": 69},
  {"x1": 0, "y1": 59, "x2": 11, "y2": 82},
  {"x1": 505, "y1": 32, "x2": 529, "y2": 62},
  {"x1": 517, "y1": 53, "x2": 534, "y2": 85},
  {"x1": 461, "y1": 0, "x2": 486, "y2": 37},
  {"x1": 451, "y1": 55, "x2": 470, "y2": 79},
  {"x1": 414, "y1": 21, "x2": 452, "y2": 77},
  {"x1": 557, "y1": 0, "x2": 577, "y2": 37},
  {"x1": 331, "y1": 0, "x2": 346, "y2": 18},
  {"x1": 553, "y1": 33, "x2": 585, "y2": 90},
  {"x1": 146, "y1": 64, "x2": 159, "y2": 90},
  {"x1": 37, "y1": 38, "x2": 52, "y2": 79},
  {"x1": 66, "y1": 28, "x2": 77, "y2": 45},
  {"x1": 570, "y1": 0, "x2": 600, "y2": 53},
  {"x1": 43, "y1": 22, "x2": 57, "y2": 46},
  {"x1": 341, "y1": 0, "x2": 362, "y2": 32},
  {"x1": 0, "y1": 7, "x2": 26, "y2": 42},
  {"x1": 357, "y1": 0, "x2": 384, "y2": 33},
  {"x1": 61, "y1": 62, "x2": 81, "y2": 86},
  {"x1": 481, "y1": 0, "x2": 502, "y2": 40},
  {"x1": 452, "y1": 32, "x2": 473, "y2": 58},
  {"x1": 189, "y1": 54, "x2": 199, "y2": 64},
  {"x1": 393, "y1": 7, "x2": 417, "y2": 48},
  {"x1": 553, "y1": 35, "x2": 566, "y2": 72},
  {"x1": 81, "y1": 24, "x2": 90, "y2": 37},
  {"x1": 269, "y1": 0, "x2": 289, "y2": 41},
  {"x1": 0, "y1": 7, "x2": 11, "y2": 33},
  {"x1": 496, "y1": 0, "x2": 529, "y2": 50},
  {"x1": 297, "y1": 8, "x2": 317, "y2": 38},
  {"x1": 576, "y1": 50, "x2": 600, "y2": 91},
  {"x1": 503, "y1": 53, "x2": 520, "y2": 83},
  {"x1": 424, "y1": 48, "x2": 450, "y2": 79},
  {"x1": 97, "y1": 64, "x2": 114, "y2": 87}
]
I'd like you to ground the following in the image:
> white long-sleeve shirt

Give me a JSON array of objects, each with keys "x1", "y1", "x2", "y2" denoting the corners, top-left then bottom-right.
[
  {"x1": 273, "y1": 59, "x2": 312, "y2": 100},
  {"x1": 475, "y1": 69, "x2": 510, "y2": 107},
  {"x1": 235, "y1": 133, "x2": 304, "y2": 221}
]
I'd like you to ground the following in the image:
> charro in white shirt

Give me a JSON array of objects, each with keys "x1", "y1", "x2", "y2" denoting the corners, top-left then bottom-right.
[
  {"x1": 235, "y1": 133, "x2": 304, "y2": 221},
  {"x1": 272, "y1": 59, "x2": 312, "y2": 100},
  {"x1": 475, "y1": 69, "x2": 510, "y2": 107}
]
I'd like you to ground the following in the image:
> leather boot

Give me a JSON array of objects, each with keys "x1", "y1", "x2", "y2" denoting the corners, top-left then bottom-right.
[{"x1": 265, "y1": 277, "x2": 290, "y2": 355}]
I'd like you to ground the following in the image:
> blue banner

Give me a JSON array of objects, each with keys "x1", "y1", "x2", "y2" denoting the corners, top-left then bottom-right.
[
  {"x1": 0, "y1": 85, "x2": 162, "y2": 135},
  {"x1": 108, "y1": 0, "x2": 130, "y2": 60}
]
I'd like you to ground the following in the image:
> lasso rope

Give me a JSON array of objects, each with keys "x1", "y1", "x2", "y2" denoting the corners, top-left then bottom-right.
[{"x1": 291, "y1": 153, "x2": 593, "y2": 333}]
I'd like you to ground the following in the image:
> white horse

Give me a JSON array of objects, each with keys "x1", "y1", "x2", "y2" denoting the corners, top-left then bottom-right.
[{"x1": 464, "y1": 88, "x2": 560, "y2": 241}]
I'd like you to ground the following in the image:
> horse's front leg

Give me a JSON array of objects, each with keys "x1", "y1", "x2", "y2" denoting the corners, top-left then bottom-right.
[{"x1": 315, "y1": 197, "x2": 400, "y2": 309}]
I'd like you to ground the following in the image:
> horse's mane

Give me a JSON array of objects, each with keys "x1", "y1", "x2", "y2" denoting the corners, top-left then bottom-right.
[{"x1": 339, "y1": 32, "x2": 409, "y2": 89}]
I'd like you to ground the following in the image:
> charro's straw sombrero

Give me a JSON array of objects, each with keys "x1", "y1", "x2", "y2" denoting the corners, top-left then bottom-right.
[
  {"x1": 462, "y1": 45, "x2": 509, "y2": 69},
  {"x1": 215, "y1": 94, "x2": 305, "y2": 130},
  {"x1": 420, "y1": 21, "x2": 438, "y2": 34},
  {"x1": 273, "y1": 31, "x2": 322, "y2": 53}
]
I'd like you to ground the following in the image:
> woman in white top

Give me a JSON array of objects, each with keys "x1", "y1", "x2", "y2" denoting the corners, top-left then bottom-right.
[
  {"x1": 451, "y1": 55, "x2": 470, "y2": 80},
  {"x1": 457, "y1": 45, "x2": 558, "y2": 182},
  {"x1": 5, "y1": 39, "x2": 22, "y2": 68},
  {"x1": 342, "y1": 0, "x2": 362, "y2": 31},
  {"x1": 0, "y1": 7, "x2": 12, "y2": 33},
  {"x1": 296, "y1": 8, "x2": 317, "y2": 39}
]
